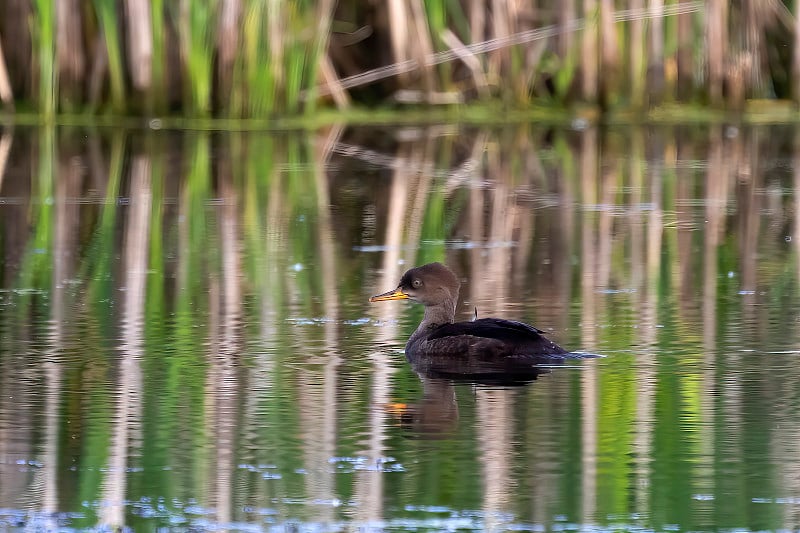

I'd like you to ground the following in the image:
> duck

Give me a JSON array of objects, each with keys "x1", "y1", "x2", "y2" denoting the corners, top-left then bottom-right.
[{"x1": 369, "y1": 262, "x2": 568, "y2": 379}]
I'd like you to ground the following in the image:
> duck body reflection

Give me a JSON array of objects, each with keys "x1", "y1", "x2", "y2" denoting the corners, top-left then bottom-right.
[{"x1": 370, "y1": 262, "x2": 568, "y2": 381}]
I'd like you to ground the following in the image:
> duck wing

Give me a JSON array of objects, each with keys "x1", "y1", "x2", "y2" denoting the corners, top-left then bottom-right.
[
  {"x1": 408, "y1": 318, "x2": 566, "y2": 381},
  {"x1": 420, "y1": 317, "x2": 566, "y2": 357},
  {"x1": 426, "y1": 318, "x2": 545, "y2": 342}
]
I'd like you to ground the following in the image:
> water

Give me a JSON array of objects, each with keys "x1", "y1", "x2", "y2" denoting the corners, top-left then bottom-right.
[{"x1": 1, "y1": 124, "x2": 800, "y2": 531}]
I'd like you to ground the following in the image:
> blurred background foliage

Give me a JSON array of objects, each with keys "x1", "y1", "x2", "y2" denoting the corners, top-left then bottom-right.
[{"x1": 1, "y1": 0, "x2": 799, "y2": 118}]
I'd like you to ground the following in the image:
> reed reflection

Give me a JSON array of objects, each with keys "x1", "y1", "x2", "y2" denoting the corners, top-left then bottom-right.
[
  {"x1": 0, "y1": 124, "x2": 799, "y2": 530},
  {"x1": 297, "y1": 127, "x2": 341, "y2": 524},
  {"x1": 207, "y1": 140, "x2": 241, "y2": 527},
  {"x1": 42, "y1": 128, "x2": 69, "y2": 530},
  {"x1": 100, "y1": 152, "x2": 150, "y2": 528}
]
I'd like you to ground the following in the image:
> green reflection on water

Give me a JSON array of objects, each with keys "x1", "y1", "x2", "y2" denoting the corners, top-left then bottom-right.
[{"x1": 1, "y1": 124, "x2": 800, "y2": 531}]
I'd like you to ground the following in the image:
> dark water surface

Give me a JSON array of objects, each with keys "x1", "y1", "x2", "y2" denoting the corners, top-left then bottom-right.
[{"x1": 1, "y1": 124, "x2": 800, "y2": 531}]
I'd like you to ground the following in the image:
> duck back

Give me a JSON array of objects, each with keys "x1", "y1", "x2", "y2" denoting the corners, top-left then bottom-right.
[{"x1": 407, "y1": 317, "x2": 567, "y2": 361}]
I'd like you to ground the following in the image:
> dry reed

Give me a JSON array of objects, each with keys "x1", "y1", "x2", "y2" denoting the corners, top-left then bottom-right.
[{"x1": 0, "y1": 0, "x2": 796, "y2": 117}]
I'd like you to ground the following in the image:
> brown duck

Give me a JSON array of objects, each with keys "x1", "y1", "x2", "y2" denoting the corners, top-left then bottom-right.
[{"x1": 370, "y1": 262, "x2": 568, "y2": 379}]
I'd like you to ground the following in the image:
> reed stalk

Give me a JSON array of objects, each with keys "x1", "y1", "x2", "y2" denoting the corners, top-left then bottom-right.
[
  {"x1": 508, "y1": 2, "x2": 532, "y2": 104},
  {"x1": 487, "y1": 0, "x2": 509, "y2": 86},
  {"x1": 0, "y1": 38, "x2": 12, "y2": 108},
  {"x1": 216, "y1": 0, "x2": 241, "y2": 114},
  {"x1": 706, "y1": 0, "x2": 727, "y2": 105},
  {"x1": 387, "y1": 0, "x2": 411, "y2": 86},
  {"x1": 409, "y1": 0, "x2": 436, "y2": 95},
  {"x1": 258, "y1": 0, "x2": 332, "y2": 116},
  {"x1": 600, "y1": 0, "x2": 621, "y2": 107},
  {"x1": 304, "y1": 0, "x2": 337, "y2": 114},
  {"x1": 581, "y1": 0, "x2": 599, "y2": 103},
  {"x1": 0, "y1": 0, "x2": 793, "y2": 115},
  {"x1": 124, "y1": 0, "x2": 153, "y2": 110},
  {"x1": 629, "y1": 0, "x2": 646, "y2": 108},
  {"x1": 441, "y1": 29, "x2": 490, "y2": 98},
  {"x1": 150, "y1": 0, "x2": 166, "y2": 113},
  {"x1": 553, "y1": 0, "x2": 578, "y2": 103},
  {"x1": 662, "y1": 1, "x2": 678, "y2": 101},
  {"x1": 284, "y1": 38, "x2": 305, "y2": 115},
  {"x1": 795, "y1": 0, "x2": 800, "y2": 105},
  {"x1": 93, "y1": 0, "x2": 127, "y2": 112},
  {"x1": 55, "y1": 0, "x2": 85, "y2": 111},
  {"x1": 178, "y1": 0, "x2": 216, "y2": 116},
  {"x1": 240, "y1": 0, "x2": 273, "y2": 117},
  {"x1": 647, "y1": 0, "x2": 665, "y2": 105},
  {"x1": 676, "y1": 0, "x2": 694, "y2": 101},
  {"x1": 266, "y1": 0, "x2": 284, "y2": 113},
  {"x1": 31, "y1": 0, "x2": 56, "y2": 119}
]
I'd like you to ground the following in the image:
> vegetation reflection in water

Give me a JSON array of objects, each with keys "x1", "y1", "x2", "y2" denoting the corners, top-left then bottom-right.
[{"x1": 1, "y1": 124, "x2": 800, "y2": 531}]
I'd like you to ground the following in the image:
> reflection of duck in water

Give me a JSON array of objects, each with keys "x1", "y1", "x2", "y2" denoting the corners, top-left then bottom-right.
[
  {"x1": 387, "y1": 377, "x2": 460, "y2": 437},
  {"x1": 388, "y1": 372, "x2": 551, "y2": 437},
  {"x1": 370, "y1": 262, "x2": 568, "y2": 381}
]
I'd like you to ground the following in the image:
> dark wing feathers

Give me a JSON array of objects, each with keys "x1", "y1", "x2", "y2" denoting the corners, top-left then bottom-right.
[
  {"x1": 425, "y1": 318, "x2": 546, "y2": 343},
  {"x1": 408, "y1": 318, "x2": 568, "y2": 378}
]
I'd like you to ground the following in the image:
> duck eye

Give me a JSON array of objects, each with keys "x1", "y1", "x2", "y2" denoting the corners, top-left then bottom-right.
[{"x1": 412, "y1": 279, "x2": 422, "y2": 288}]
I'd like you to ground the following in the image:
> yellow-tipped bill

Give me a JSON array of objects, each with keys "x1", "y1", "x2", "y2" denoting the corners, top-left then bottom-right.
[{"x1": 369, "y1": 288, "x2": 408, "y2": 302}]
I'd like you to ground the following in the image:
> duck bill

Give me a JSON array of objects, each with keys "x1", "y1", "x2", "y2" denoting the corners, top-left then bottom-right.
[{"x1": 369, "y1": 288, "x2": 408, "y2": 302}]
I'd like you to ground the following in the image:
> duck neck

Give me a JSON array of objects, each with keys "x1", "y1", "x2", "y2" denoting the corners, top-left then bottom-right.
[
  {"x1": 422, "y1": 299, "x2": 456, "y2": 327},
  {"x1": 408, "y1": 297, "x2": 457, "y2": 347}
]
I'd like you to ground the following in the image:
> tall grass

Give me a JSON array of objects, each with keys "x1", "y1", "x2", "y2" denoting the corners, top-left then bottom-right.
[
  {"x1": 424, "y1": 0, "x2": 453, "y2": 91},
  {"x1": 239, "y1": 0, "x2": 272, "y2": 116},
  {"x1": 31, "y1": 0, "x2": 56, "y2": 119},
  {"x1": 303, "y1": 0, "x2": 337, "y2": 114},
  {"x1": 150, "y1": 0, "x2": 166, "y2": 113},
  {"x1": 92, "y1": 0, "x2": 127, "y2": 112},
  {"x1": 3, "y1": 0, "x2": 798, "y2": 117},
  {"x1": 178, "y1": 0, "x2": 216, "y2": 116}
]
